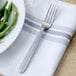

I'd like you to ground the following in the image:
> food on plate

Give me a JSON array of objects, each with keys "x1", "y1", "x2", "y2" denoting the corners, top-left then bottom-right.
[
  {"x1": 0, "y1": 0, "x2": 8, "y2": 12},
  {"x1": 0, "y1": 0, "x2": 18, "y2": 39}
]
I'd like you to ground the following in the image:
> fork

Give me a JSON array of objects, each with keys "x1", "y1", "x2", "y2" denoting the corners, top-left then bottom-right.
[{"x1": 19, "y1": 1, "x2": 58, "y2": 73}]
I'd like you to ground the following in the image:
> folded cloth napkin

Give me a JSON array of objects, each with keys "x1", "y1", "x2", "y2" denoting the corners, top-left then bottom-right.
[{"x1": 0, "y1": 0, "x2": 76, "y2": 76}]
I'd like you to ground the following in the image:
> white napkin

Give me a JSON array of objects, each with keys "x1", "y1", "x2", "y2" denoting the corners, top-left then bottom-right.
[{"x1": 0, "y1": 0, "x2": 76, "y2": 76}]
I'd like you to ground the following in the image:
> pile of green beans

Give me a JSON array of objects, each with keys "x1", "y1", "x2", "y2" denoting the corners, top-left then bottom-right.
[{"x1": 0, "y1": 0, "x2": 18, "y2": 39}]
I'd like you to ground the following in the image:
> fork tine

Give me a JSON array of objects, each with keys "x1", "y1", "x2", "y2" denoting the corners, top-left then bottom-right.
[
  {"x1": 47, "y1": 3, "x2": 55, "y2": 23},
  {"x1": 44, "y1": 1, "x2": 54, "y2": 22},
  {"x1": 44, "y1": 1, "x2": 57, "y2": 27},
  {"x1": 48, "y1": 4, "x2": 57, "y2": 25}
]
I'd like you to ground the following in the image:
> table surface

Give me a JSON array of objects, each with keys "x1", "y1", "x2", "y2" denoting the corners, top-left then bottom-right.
[{"x1": 55, "y1": 0, "x2": 76, "y2": 76}]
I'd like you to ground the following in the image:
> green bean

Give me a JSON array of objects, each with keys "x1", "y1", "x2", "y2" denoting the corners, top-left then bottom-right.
[
  {"x1": 0, "y1": 0, "x2": 8, "y2": 12},
  {"x1": 0, "y1": 24, "x2": 7, "y2": 39},
  {"x1": 0, "y1": 10, "x2": 4, "y2": 22},
  {"x1": 8, "y1": 2, "x2": 12, "y2": 15},
  {"x1": 0, "y1": 9, "x2": 8, "y2": 31},
  {"x1": 0, "y1": 13, "x2": 3, "y2": 19},
  {"x1": 0, "y1": 3, "x2": 18, "y2": 38},
  {"x1": 1, "y1": 24, "x2": 7, "y2": 32},
  {"x1": 0, "y1": 2, "x2": 12, "y2": 31}
]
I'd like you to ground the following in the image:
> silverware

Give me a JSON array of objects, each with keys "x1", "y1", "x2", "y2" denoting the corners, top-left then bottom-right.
[{"x1": 19, "y1": 1, "x2": 58, "y2": 73}]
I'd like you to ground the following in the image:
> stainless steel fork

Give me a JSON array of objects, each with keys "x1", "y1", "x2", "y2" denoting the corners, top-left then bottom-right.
[{"x1": 19, "y1": 1, "x2": 58, "y2": 73}]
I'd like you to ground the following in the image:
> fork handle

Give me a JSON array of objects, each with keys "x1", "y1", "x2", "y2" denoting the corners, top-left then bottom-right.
[{"x1": 19, "y1": 28, "x2": 44, "y2": 73}]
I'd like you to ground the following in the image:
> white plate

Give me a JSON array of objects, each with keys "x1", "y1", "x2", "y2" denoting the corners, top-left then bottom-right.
[{"x1": 0, "y1": 0, "x2": 26, "y2": 54}]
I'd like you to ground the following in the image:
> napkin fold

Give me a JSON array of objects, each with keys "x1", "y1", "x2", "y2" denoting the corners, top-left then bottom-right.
[{"x1": 0, "y1": 0, "x2": 76, "y2": 76}]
